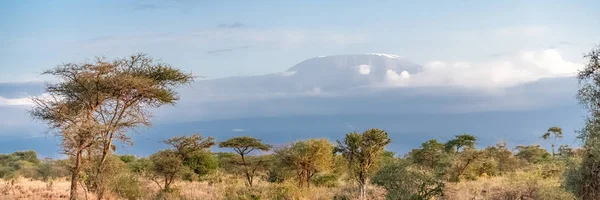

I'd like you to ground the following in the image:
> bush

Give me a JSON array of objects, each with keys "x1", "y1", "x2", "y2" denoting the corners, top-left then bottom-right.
[
  {"x1": 372, "y1": 158, "x2": 444, "y2": 200},
  {"x1": 110, "y1": 173, "x2": 143, "y2": 200},
  {"x1": 266, "y1": 182, "x2": 303, "y2": 200},
  {"x1": 311, "y1": 173, "x2": 339, "y2": 187}
]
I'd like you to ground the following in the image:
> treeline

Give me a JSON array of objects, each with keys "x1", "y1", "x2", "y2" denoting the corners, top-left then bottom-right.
[{"x1": 0, "y1": 128, "x2": 582, "y2": 199}]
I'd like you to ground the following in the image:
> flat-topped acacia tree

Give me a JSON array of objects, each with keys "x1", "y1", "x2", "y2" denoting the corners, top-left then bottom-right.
[
  {"x1": 30, "y1": 53, "x2": 193, "y2": 200},
  {"x1": 219, "y1": 136, "x2": 271, "y2": 187}
]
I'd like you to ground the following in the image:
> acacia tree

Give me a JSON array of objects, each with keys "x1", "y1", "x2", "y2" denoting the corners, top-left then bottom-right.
[
  {"x1": 409, "y1": 140, "x2": 449, "y2": 170},
  {"x1": 575, "y1": 44, "x2": 600, "y2": 198},
  {"x1": 541, "y1": 126, "x2": 563, "y2": 157},
  {"x1": 335, "y1": 128, "x2": 391, "y2": 200},
  {"x1": 219, "y1": 136, "x2": 271, "y2": 187},
  {"x1": 276, "y1": 138, "x2": 334, "y2": 188},
  {"x1": 150, "y1": 134, "x2": 215, "y2": 191},
  {"x1": 30, "y1": 54, "x2": 193, "y2": 199},
  {"x1": 445, "y1": 134, "x2": 477, "y2": 153}
]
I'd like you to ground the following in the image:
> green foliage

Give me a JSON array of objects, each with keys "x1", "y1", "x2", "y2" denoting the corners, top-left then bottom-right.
[
  {"x1": 37, "y1": 161, "x2": 54, "y2": 181},
  {"x1": 30, "y1": 53, "x2": 195, "y2": 200},
  {"x1": 336, "y1": 128, "x2": 391, "y2": 200},
  {"x1": 515, "y1": 145, "x2": 551, "y2": 164},
  {"x1": 110, "y1": 173, "x2": 143, "y2": 200},
  {"x1": 128, "y1": 157, "x2": 152, "y2": 174},
  {"x1": 372, "y1": 158, "x2": 444, "y2": 200},
  {"x1": 408, "y1": 139, "x2": 450, "y2": 170},
  {"x1": 574, "y1": 44, "x2": 600, "y2": 198},
  {"x1": 148, "y1": 134, "x2": 216, "y2": 191},
  {"x1": 558, "y1": 145, "x2": 575, "y2": 158},
  {"x1": 183, "y1": 150, "x2": 218, "y2": 176},
  {"x1": 444, "y1": 134, "x2": 477, "y2": 153},
  {"x1": 276, "y1": 138, "x2": 335, "y2": 187},
  {"x1": 219, "y1": 136, "x2": 271, "y2": 187},
  {"x1": 119, "y1": 154, "x2": 136, "y2": 163},
  {"x1": 483, "y1": 142, "x2": 521, "y2": 174},
  {"x1": 12, "y1": 150, "x2": 40, "y2": 164},
  {"x1": 447, "y1": 147, "x2": 485, "y2": 181},
  {"x1": 149, "y1": 150, "x2": 184, "y2": 190}
]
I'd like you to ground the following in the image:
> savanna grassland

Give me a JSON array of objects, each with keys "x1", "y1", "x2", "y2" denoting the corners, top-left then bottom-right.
[{"x1": 2, "y1": 45, "x2": 600, "y2": 200}]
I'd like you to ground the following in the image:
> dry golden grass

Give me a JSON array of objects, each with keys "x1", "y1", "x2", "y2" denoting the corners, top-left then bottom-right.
[
  {"x1": 0, "y1": 177, "x2": 73, "y2": 199},
  {"x1": 1, "y1": 177, "x2": 385, "y2": 200},
  {"x1": 444, "y1": 171, "x2": 575, "y2": 200}
]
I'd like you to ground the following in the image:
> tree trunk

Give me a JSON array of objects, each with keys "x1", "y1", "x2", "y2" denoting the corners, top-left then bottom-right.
[
  {"x1": 359, "y1": 172, "x2": 366, "y2": 200},
  {"x1": 551, "y1": 144, "x2": 555, "y2": 158},
  {"x1": 359, "y1": 182, "x2": 366, "y2": 200},
  {"x1": 95, "y1": 133, "x2": 114, "y2": 200},
  {"x1": 70, "y1": 150, "x2": 83, "y2": 200}
]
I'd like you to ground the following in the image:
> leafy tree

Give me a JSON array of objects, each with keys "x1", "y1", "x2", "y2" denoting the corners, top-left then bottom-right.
[
  {"x1": 574, "y1": 44, "x2": 600, "y2": 199},
  {"x1": 448, "y1": 147, "x2": 485, "y2": 181},
  {"x1": 409, "y1": 139, "x2": 450, "y2": 170},
  {"x1": 12, "y1": 150, "x2": 40, "y2": 164},
  {"x1": 483, "y1": 142, "x2": 520, "y2": 174},
  {"x1": 219, "y1": 136, "x2": 271, "y2": 187},
  {"x1": 335, "y1": 128, "x2": 391, "y2": 200},
  {"x1": 30, "y1": 53, "x2": 193, "y2": 199},
  {"x1": 445, "y1": 134, "x2": 477, "y2": 153},
  {"x1": 276, "y1": 138, "x2": 334, "y2": 188},
  {"x1": 37, "y1": 160, "x2": 54, "y2": 182},
  {"x1": 119, "y1": 155, "x2": 136, "y2": 163},
  {"x1": 558, "y1": 145, "x2": 575, "y2": 158},
  {"x1": 149, "y1": 150, "x2": 184, "y2": 191},
  {"x1": 515, "y1": 145, "x2": 550, "y2": 164},
  {"x1": 150, "y1": 134, "x2": 215, "y2": 192},
  {"x1": 183, "y1": 150, "x2": 218, "y2": 176},
  {"x1": 542, "y1": 126, "x2": 563, "y2": 157},
  {"x1": 372, "y1": 158, "x2": 444, "y2": 200}
]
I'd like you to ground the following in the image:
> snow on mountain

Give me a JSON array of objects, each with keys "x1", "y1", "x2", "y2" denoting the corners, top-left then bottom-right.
[{"x1": 194, "y1": 54, "x2": 421, "y2": 99}]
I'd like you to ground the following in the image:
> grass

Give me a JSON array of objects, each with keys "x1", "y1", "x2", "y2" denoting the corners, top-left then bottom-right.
[{"x1": 0, "y1": 177, "x2": 386, "y2": 200}]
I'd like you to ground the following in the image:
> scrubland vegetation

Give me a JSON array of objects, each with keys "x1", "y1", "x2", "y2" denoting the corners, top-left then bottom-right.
[
  {"x1": 2, "y1": 45, "x2": 600, "y2": 199},
  {"x1": 0, "y1": 130, "x2": 584, "y2": 200}
]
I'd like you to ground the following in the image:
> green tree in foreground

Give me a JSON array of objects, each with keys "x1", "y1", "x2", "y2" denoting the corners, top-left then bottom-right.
[
  {"x1": 30, "y1": 53, "x2": 193, "y2": 200},
  {"x1": 542, "y1": 126, "x2": 563, "y2": 157},
  {"x1": 574, "y1": 44, "x2": 600, "y2": 199},
  {"x1": 219, "y1": 136, "x2": 271, "y2": 187},
  {"x1": 336, "y1": 128, "x2": 391, "y2": 200},
  {"x1": 276, "y1": 138, "x2": 334, "y2": 188}
]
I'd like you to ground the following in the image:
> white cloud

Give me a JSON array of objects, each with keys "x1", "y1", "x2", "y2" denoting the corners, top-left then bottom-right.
[
  {"x1": 385, "y1": 70, "x2": 410, "y2": 85},
  {"x1": 0, "y1": 93, "x2": 52, "y2": 107},
  {"x1": 358, "y1": 65, "x2": 371, "y2": 75},
  {"x1": 386, "y1": 49, "x2": 581, "y2": 89},
  {"x1": 232, "y1": 128, "x2": 245, "y2": 132},
  {"x1": 0, "y1": 96, "x2": 33, "y2": 106}
]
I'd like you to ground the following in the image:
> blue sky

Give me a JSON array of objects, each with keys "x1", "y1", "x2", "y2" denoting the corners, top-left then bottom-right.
[{"x1": 1, "y1": 0, "x2": 599, "y2": 82}]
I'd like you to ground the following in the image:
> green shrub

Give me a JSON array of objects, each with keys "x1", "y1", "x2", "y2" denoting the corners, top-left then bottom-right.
[
  {"x1": 311, "y1": 173, "x2": 339, "y2": 187},
  {"x1": 111, "y1": 173, "x2": 143, "y2": 200},
  {"x1": 372, "y1": 158, "x2": 444, "y2": 200}
]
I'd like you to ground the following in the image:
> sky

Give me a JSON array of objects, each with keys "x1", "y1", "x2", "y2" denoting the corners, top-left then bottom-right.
[
  {"x1": 1, "y1": 1, "x2": 599, "y2": 157},
  {"x1": 1, "y1": 0, "x2": 599, "y2": 82}
]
